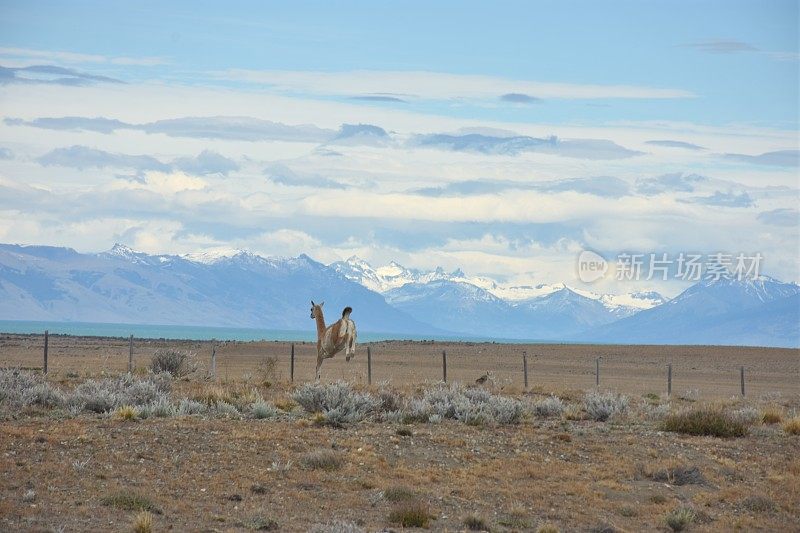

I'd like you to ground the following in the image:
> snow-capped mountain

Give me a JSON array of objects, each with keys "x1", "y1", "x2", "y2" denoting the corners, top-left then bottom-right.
[
  {"x1": 330, "y1": 256, "x2": 667, "y2": 318},
  {"x1": 0, "y1": 243, "x2": 438, "y2": 334},
  {"x1": 576, "y1": 275, "x2": 800, "y2": 347}
]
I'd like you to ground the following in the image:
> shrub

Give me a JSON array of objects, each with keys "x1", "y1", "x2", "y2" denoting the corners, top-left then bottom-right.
[
  {"x1": 396, "y1": 427, "x2": 413, "y2": 437},
  {"x1": 463, "y1": 514, "x2": 491, "y2": 531},
  {"x1": 742, "y1": 495, "x2": 777, "y2": 513},
  {"x1": 309, "y1": 521, "x2": 365, "y2": 533},
  {"x1": 243, "y1": 514, "x2": 279, "y2": 531},
  {"x1": 488, "y1": 396, "x2": 523, "y2": 424},
  {"x1": 72, "y1": 380, "x2": 122, "y2": 413},
  {"x1": 649, "y1": 465, "x2": 705, "y2": 486},
  {"x1": 383, "y1": 485, "x2": 417, "y2": 502},
  {"x1": 69, "y1": 374, "x2": 172, "y2": 414},
  {"x1": 662, "y1": 407, "x2": 748, "y2": 438},
  {"x1": 176, "y1": 398, "x2": 206, "y2": 415},
  {"x1": 783, "y1": 416, "x2": 800, "y2": 435},
  {"x1": 533, "y1": 396, "x2": 565, "y2": 418},
  {"x1": 388, "y1": 500, "x2": 431, "y2": 528},
  {"x1": 761, "y1": 406, "x2": 783, "y2": 424},
  {"x1": 292, "y1": 381, "x2": 379, "y2": 425},
  {"x1": 584, "y1": 391, "x2": 628, "y2": 421},
  {"x1": 301, "y1": 450, "x2": 343, "y2": 471},
  {"x1": 132, "y1": 511, "x2": 153, "y2": 533},
  {"x1": 212, "y1": 401, "x2": 240, "y2": 418},
  {"x1": 536, "y1": 523, "x2": 560, "y2": 533},
  {"x1": 664, "y1": 507, "x2": 694, "y2": 531},
  {"x1": 101, "y1": 490, "x2": 161, "y2": 514},
  {"x1": 149, "y1": 349, "x2": 197, "y2": 378},
  {"x1": 731, "y1": 407, "x2": 760, "y2": 426},
  {"x1": 251, "y1": 400, "x2": 279, "y2": 420}
]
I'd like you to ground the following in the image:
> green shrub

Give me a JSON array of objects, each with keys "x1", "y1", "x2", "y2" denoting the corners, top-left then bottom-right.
[{"x1": 662, "y1": 407, "x2": 748, "y2": 438}]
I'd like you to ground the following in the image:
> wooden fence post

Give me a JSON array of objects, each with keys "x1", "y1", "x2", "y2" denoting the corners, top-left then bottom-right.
[
  {"x1": 595, "y1": 357, "x2": 600, "y2": 387},
  {"x1": 442, "y1": 350, "x2": 447, "y2": 383},
  {"x1": 43, "y1": 330, "x2": 48, "y2": 374},
  {"x1": 667, "y1": 363, "x2": 672, "y2": 397},
  {"x1": 523, "y1": 351, "x2": 529, "y2": 389},
  {"x1": 367, "y1": 346, "x2": 372, "y2": 385},
  {"x1": 740, "y1": 366, "x2": 745, "y2": 397},
  {"x1": 211, "y1": 344, "x2": 217, "y2": 379},
  {"x1": 128, "y1": 334, "x2": 133, "y2": 373},
  {"x1": 290, "y1": 344, "x2": 295, "y2": 383}
]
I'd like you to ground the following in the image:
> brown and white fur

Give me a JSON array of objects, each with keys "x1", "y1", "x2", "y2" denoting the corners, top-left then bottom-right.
[{"x1": 310, "y1": 300, "x2": 357, "y2": 380}]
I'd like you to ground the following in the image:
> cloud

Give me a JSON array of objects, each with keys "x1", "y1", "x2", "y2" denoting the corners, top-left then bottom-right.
[
  {"x1": 723, "y1": 150, "x2": 799, "y2": 167},
  {"x1": 329, "y1": 123, "x2": 391, "y2": 146},
  {"x1": 679, "y1": 191, "x2": 755, "y2": 208},
  {"x1": 635, "y1": 173, "x2": 709, "y2": 195},
  {"x1": 683, "y1": 40, "x2": 758, "y2": 54},
  {"x1": 37, "y1": 146, "x2": 169, "y2": 172},
  {"x1": 415, "y1": 176, "x2": 630, "y2": 198},
  {"x1": 172, "y1": 150, "x2": 239, "y2": 176},
  {"x1": 0, "y1": 147, "x2": 13, "y2": 160},
  {"x1": 645, "y1": 139, "x2": 706, "y2": 150},
  {"x1": 350, "y1": 95, "x2": 407, "y2": 103},
  {"x1": 263, "y1": 163, "x2": 346, "y2": 189},
  {"x1": 7, "y1": 115, "x2": 335, "y2": 143},
  {"x1": 757, "y1": 208, "x2": 798, "y2": 227},
  {"x1": 36, "y1": 146, "x2": 238, "y2": 177},
  {"x1": 411, "y1": 133, "x2": 642, "y2": 159},
  {"x1": 221, "y1": 68, "x2": 694, "y2": 100},
  {"x1": 500, "y1": 93, "x2": 541, "y2": 104},
  {"x1": 0, "y1": 46, "x2": 167, "y2": 66},
  {"x1": 0, "y1": 64, "x2": 123, "y2": 86}
]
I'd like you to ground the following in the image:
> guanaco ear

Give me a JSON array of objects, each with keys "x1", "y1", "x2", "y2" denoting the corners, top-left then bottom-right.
[
  {"x1": 320, "y1": 301, "x2": 325, "y2": 307},
  {"x1": 311, "y1": 300, "x2": 315, "y2": 306}
]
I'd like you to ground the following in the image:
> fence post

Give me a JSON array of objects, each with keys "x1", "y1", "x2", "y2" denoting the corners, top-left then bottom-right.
[
  {"x1": 740, "y1": 366, "x2": 745, "y2": 397},
  {"x1": 211, "y1": 344, "x2": 217, "y2": 380},
  {"x1": 43, "y1": 330, "x2": 48, "y2": 374},
  {"x1": 367, "y1": 346, "x2": 372, "y2": 385},
  {"x1": 442, "y1": 350, "x2": 447, "y2": 383},
  {"x1": 128, "y1": 334, "x2": 133, "y2": 373},
  {"x1": 667, "y1": 363, "x2": 672, "y2": 397},
  {"x1": 290, "y1": 343, "x2": 295, "y2": 383},
  {"x1": 523, "y1": 351, "x2": 529, "y2": 389},
  {"x1": 595, "y1": 357, "x2": 600, "y2": 387}
]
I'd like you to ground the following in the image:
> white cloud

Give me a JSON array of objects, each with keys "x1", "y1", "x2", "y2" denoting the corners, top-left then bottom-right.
[
  {"x1": 0, "y1": 46, "x2": 168, "y2": 66},
  {"x1": 219, "y1": 69, "x2": 695, "y2": 101}
]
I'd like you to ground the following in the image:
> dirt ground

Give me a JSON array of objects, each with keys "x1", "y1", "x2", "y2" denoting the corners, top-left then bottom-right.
[
  {"x1": 1, "y1": 334, "x2": 799, "y2": 532},
  {"x1": 1, "y1": 333, "x2": 798, "y2": 399}
]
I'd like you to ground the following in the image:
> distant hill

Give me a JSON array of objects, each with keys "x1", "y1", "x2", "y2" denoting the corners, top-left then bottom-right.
[{"x1": 0, "y1": 244, "x2": 440, "y2": 334}]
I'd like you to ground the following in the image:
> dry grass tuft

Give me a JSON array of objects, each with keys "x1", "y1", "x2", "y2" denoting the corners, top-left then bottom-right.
[
  {"x1": 536, "y1": 522, "x2": 560, "y2": 533},
  {"x1": 116, "y1": 405, "x2": 137, "y2": 421},
  {"x1": 102, "y1": 490, "x2": 161, "y2": 514},
  {"x1": 383, "y1": 485, "x2": 418, "y2": 503},
  {"x1": 388, "y1": 500, "x2": 432, "y2": 528},
  {"x1": 782, "y1": 416, "x2": 800, "y2": 435},
  {"x1": 662, "y1": 407, "x2": 748, "y2": 438},
  {"x1": 742, "y1": 495, "x2": 777, "y2": 513},
  {"x1": 396, "y1": 427, "x2": 413, "y2": 437},
  {"x1": 301, "y1": 449, "x2": 343, "y2": 471},
  {"x1": 665, "y1": 506, "x2": 695, "y2": 531},
  {"x1": 463, "y1": 514, "x2": 491, "y2": 531},
  {"x1": 243, "y1": 514, "x2": 279, "y2": 531},
  {"x1": 132, "y1": 511, "x2": 153, "y2": 533},
  {"x1": 761, "y1": 405, "x2": 784, "y2": 424}
]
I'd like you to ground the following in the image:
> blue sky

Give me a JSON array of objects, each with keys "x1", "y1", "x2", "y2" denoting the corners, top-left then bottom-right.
[{"x1": 0, "y1": 0, "x2": 798, "y2": 296}]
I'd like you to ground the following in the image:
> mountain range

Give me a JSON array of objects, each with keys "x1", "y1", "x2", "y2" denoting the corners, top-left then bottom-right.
[{"x1": 1, "y1": 243, "x2": 798, "y2": 347}]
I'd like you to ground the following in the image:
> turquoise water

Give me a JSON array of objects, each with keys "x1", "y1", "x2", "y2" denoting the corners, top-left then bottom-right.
[{"x1": 0, "y1": 320, "x2": 537, "y2": 344}]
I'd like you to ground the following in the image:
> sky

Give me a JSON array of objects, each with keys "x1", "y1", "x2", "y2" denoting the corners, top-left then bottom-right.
[{"x1": 0, "y1": 0, "x2": 798, "y2": 297}]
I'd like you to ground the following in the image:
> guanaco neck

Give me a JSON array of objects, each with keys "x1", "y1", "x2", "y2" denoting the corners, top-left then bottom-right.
[{"x1": 314, "y1": 308, "x2": 326, "y2": 338}]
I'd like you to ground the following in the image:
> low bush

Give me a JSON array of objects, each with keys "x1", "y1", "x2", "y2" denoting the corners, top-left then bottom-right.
[
  {"x1": 301, "y1": 450, "x2": 343, "y2": 471},
  {"x1": 388, "y1": 500, "x2": 432, "y2": 528},
  {"x1": 251, "y1": 400, "x2": 279, "y2": 420},
  {"x1": 132, "y1": 511, "x2": 153, "y2": 533},
  {"x1": 292, "y1": 381, "x2": 379, "y2": 425},
  {"x1": 664, "y1": 506, "x2": 694, "y2": 532},
  {"x1": 149, "y1": 349, "x2": 197, "y2": 378},
  {"x1": 584, "y1": 391, "x2": 629, "y2": 421},
  {"x1": 101, "y1": 490, "x2": 161, "y2": 514},
  {"x1": 662, "y1": 407, "x2": 748, "y2": 438},
  {"x1": 463, "y1": 514, "x2": 491, "y2": 531},
  {"x1": 533, "y1": 396, "x2": 565, "y2": 418},
  {"x1": 761, "y1": 405, "x2": 783, "y2": 424},
  {"x1": 309, "y1": 521, "x2": 365, "y2": 533},
  {"x1": 783, "y1": 416, "x2": 800, "y2": 435}
]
